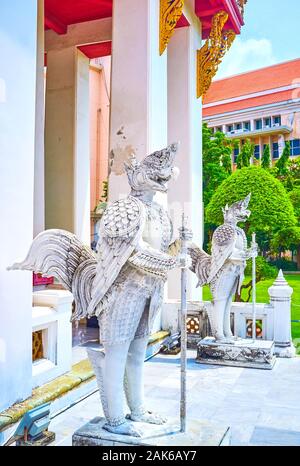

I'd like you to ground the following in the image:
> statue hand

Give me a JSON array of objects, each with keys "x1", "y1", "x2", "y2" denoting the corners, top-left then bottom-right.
[
  {"x1": 178, "y1": 226, "x2": 193, "y2": 242},
  {"x1": 176, "y1": 253, "x2": 192, "y2": 269},
  {"x1": 249, "y1": 245, "x2": 258, "y2": 258}
]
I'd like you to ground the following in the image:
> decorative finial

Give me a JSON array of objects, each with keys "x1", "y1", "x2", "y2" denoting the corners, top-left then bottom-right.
[{"x1": 273, "y1": 269, "x2": 288, "y2": 287}]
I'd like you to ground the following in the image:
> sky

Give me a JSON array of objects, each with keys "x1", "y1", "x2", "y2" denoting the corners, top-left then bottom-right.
[{"x1": 216, "y1": 0, "x2": 300, "y2": 79}]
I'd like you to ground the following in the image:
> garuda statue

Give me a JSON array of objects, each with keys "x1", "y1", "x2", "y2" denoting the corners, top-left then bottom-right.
[
  {"x1": 189, "y1": 194, "x2": 257, "y2": 343},
  {"x1": 10, "y1": 143, "x2": 190, "y2": 438}
]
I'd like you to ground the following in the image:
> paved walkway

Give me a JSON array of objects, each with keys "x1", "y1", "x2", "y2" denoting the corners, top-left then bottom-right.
[{"x1": 50, "y1": 351, "x2": 300, "y2": 446}]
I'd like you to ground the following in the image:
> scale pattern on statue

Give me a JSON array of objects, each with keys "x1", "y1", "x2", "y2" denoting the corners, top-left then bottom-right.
[
  {"x1": 213, "y1": 224, "x2": 235, "y2": 245},
  {"x1": 102, "y1": 196, "x2": 141, "y2": 238}
]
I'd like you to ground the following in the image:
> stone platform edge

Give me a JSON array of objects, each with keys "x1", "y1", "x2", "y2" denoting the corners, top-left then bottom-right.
[{"x1": 0, "y1": 331, "x2": 169, "y2": 432}]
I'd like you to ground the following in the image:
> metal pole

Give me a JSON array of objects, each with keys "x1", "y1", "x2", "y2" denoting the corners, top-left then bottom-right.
[
  {"x1": 180, "y1": 213, "x2": 188, "y2": 433},
  {"x1": 251, "y1": 232, "x2": 257, "y2": 340}
]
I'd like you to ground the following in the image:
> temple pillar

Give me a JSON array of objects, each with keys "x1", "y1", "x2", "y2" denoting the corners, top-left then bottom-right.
[
  {"x1": 0, "y1": 0, "x2": 38, "y2": 410},
  {"x1": 34, "y1": 0, "x2": 45, "y2": 236},
  {"x1": 45, "y1": 47, "x2": 90, "y2": 244},
  {"x1": 108, "y1": 0, "x2": 167, "y2": 201},
  {"x1": 167, "y1": 23, "x2": 203, "y2": 300}
]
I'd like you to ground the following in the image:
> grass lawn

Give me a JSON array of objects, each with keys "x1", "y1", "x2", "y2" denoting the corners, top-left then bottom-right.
[{"x1": 202, "y1": 274, "x2": 300, "y2": 354}]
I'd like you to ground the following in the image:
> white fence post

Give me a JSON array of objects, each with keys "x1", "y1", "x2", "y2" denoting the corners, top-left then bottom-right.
[{"x1": 268, "y1": 270, "x2": 296, "y2": 358}]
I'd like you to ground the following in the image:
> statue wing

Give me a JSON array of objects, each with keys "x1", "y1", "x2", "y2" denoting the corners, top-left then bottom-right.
[
  {"x1": 9, "y1": 229, "x2": 97, "y2": 320},
  {"x1": 207, "y1": 224, "x2": 236, "y2": 283},
  {"x1": 188, "y1": 243, "x2": 211, "y2": 287},
  {"x1": 87, "y1": 196, "x2": 145, "y2": 316}
]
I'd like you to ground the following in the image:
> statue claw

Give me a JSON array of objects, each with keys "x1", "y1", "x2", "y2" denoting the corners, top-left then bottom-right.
[
  {"x1": 127, "y1": 410, "x2": 167, "y2": 425},
  {"x1": 103, "y1": 420, "x2": 143, "y2": 437}
]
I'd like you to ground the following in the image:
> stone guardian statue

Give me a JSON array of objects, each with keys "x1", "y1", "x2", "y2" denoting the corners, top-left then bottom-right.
[
  {"x1": 9, "y1": 143, "x2": 190, "y2": 437},
  {"x1": 189, "y1": 194, "x2": 257, "y2": 343}
]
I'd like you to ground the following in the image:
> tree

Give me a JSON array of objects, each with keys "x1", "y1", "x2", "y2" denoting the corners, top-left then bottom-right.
[
  {"x1": 236, "y1": 139, "x2": 254, "y2": 169},
  {"x1": 236, "y1": 256, "x2": 278, "y2": 303},
  {"x1": 289, "y1": 187, "x2": 300, "y2": 268},
  {"x1": 202, "y1": 123, "x2": 232, "y2": 207},
  {"x1": 261, "y1": 144, "x2": 271, "y2": 170},
  {"x1": 278, "y1": 157, "x2": 300, "y2": 192},
  {"x1": 222, "y1": 152, "x2": 232, "y2": 175},
  {"x1": 206, "y1": 167, "x2": 297, "y2": 255},
  {"x1": 275, "y1": 140, "x2": 291, "y2": 177}
]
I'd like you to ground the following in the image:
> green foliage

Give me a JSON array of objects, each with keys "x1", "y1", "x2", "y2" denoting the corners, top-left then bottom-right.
[
  {"x1": 275, "y1": 140, "x2": 291, "y2": 177},
  {"x1": 245, "y1": 256, "x2": 278, "y2": 280},
  {"x1": 261, "y1": 144, "x2": 271, "y2": 170},
  {"x1": 269, "y1": 258, "x2": 298, "y2": 271},
  {"x1": 270, "y1": 226, "x2": 300, "y2": 253},
  {"x1": 279, "y1": 157, "x2": 300, "y2": 192},
  {"x1": 235, "y1": 139, "x2": 254, "y2": 169},
  {"x1": 289, "y1": 187, "x2": 300, "y2": 221},
  {"x1": 222, "y1": 153, "x2": 232, "y2": 175},
  {"x1": 206, "y1": 167, "x2": 297, "y2": 252},
  {"x1": 237, "y1": 256, "x2": 278, "y2": 303},
  {"x1": 202, "y1": 123, "x2": 232, "y2": 207}
]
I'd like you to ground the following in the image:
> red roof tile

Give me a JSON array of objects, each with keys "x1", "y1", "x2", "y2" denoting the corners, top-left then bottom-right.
[{"x1": 204, "y1": 59, "x2": 300, "y2": 105}]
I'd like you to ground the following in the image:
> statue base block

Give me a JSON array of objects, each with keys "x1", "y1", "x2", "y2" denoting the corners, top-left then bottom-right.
[
  {"x1": 72, "y1": 417, "x2": 231, "y2": 446},
  {"x1": 196, "y1": 337, "x2": 276, "y2": 370}
]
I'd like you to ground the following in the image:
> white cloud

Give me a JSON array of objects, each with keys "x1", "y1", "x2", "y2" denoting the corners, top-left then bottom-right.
[{"x1": 215, "y1": 37, "x2": 277, "y2": 79}]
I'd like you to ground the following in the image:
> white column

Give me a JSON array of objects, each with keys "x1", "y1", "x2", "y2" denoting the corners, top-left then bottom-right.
[
  {"x1": 34, "y1": 0, "x2": 45, "y2": 236},
  {"x1": 167, "y1": 24, "x2": 202, "y2": 300},
  {"x1": 108, "y1": 0, "x2": 167, "y2": 201},
  {"x1": 45, "y1": 47, "x2": 90, "y2": 244},
  {"x1": 0, "y1": 0, "x2": 38, "y2": 410},
  {"x1": 268, "y1": 270, "x2": 295, "y2": 357}
]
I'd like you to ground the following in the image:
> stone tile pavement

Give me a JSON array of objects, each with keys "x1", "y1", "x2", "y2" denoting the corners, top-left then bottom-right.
[{"x1": 50, "y1": 350, "x2": 300, "y2": 446}]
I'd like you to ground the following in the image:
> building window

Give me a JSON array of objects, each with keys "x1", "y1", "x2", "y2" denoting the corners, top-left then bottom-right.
[
  {"x1": 264, "y1": 117, "x2": 271, "y2": 127},
  {"x1": 290, "y1": 139, "x2": 300, "y2": 156},
  {"x1": 273, "y1": 142, "x2": 279, "y2": 159},
  {"x1": 216, "y1": 126, "x2": 223, "y2": 133},
  {"x1": 243, "y1": 121, "x2": 251, "y2": 131},
  {"x1": 254, "y1": 145, "x2": 260, "y2": 159},
  {"x1": 235, "y1": 122, "x2": 242, "y2": 130},
  {"x1": 273, "y1": 115, "x2": 281, "y2": 126},
  {"x1": 255, "y1": 119, "x2": 262, "y2": 130},
  {"x1": 227, "y1": 124, "x2": 234, "y2": 133}
]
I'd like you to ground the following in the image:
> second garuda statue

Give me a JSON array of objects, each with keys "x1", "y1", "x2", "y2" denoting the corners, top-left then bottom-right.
[
  {"x1": 10, "y1": 143, "x2": 190, "y2": 437},
  {"x1": 189, "y1": 194, "x2": 257, "y2": 343}
]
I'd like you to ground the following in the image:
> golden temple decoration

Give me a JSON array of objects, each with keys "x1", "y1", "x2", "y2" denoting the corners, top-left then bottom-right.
[
  {"x1": 32, "y1": 330, "x2": 44, "y2": 362},
  {"x1": 197, "y1": 11, "x2": 236, "y2": 98},
  {"x1": 159, "y1": 0, "x2": 185, "y2": 55}
]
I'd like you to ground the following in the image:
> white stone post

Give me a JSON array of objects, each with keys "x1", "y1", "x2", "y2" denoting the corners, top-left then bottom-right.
[
  {"x1": 167, "y1": 18, "x2": 202, "y2": 300},
  {"x1": 45, "y1": 47, "x2": 90, "y2": 244},
  {"x1": 268, "y1": 270, "x2": 296, "y2": 357},
  {"x1": 0, "y1": 0, "x2": 38, "y2": 411},
  {"x1": 108, "y1": 0, "x2": 167, "y2": 201}
]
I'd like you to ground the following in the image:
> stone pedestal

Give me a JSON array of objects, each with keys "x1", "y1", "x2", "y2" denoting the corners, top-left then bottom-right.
[
  {"x1": 72, "y1": 417, "x2": 230, "y2": 446},
  {"x1": 196, "y1": 337, "x2": 276, "y2": 370}
]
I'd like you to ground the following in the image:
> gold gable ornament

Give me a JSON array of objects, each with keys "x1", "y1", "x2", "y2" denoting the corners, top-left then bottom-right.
[
  {"x1": 159, "y1": 0, "x2": 185, "y2": 56},
  {"x1": 197, "y1": 11, "x2": 236, "y2": 99}
]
